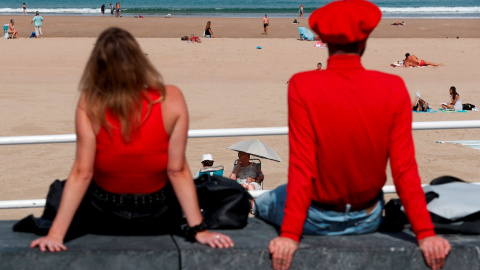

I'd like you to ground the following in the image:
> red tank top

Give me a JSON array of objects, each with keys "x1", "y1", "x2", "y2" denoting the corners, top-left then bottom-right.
[{"x1": 93, "y1": 90, "x2": 170, "y2": 194}]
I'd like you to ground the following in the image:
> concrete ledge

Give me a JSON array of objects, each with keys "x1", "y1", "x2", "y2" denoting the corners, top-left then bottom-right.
[{"x1": 1, "y1": 219, "x2": 480, "y2": 270}]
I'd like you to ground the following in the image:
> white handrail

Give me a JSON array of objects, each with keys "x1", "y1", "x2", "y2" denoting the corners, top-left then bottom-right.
[
  {"x1": 1, "y1": 120, "x2": 480, "y2": 145},
  {"x1": 1, "y1": 120, "x2": 479, "y2": 209}
]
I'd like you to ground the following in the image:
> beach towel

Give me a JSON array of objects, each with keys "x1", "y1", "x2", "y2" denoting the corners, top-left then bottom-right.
[
  {"x1": 297, "y1": 27, "x2": 314, "y2": 41},
  {"x1": 438, "y1": 108, "x2": 467, "y2": 113},
  {"x1": 412, "y1": 109, "x2": 437, "y2": 113}
]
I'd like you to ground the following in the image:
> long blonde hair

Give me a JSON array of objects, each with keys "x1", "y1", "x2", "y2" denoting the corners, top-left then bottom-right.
[
  {"x1": 79, "y1": 27, "x2": 165, "y2": 141},
  {"x1": 205, "y1": 21, "x2": 211, "y2": 30}
]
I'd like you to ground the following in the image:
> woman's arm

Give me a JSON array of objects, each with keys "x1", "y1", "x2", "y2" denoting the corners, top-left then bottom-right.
[
  {"x1": 208, "y1": 29, "x2": 214, "y2": 38},
  {"x1": 30, "y1": 94, "x2": 96, "y2": 252},
  {"x1": 163, "y1": 85, "x2": 233, "y2": 248},
  {"x1": 230, "y1": 164, "x2": 240, "y2": 180}
]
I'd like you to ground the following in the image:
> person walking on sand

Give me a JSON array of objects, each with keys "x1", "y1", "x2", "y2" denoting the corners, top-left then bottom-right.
[
  {"x1": 298, "y1": 4, "x2": 304, "y2": 18},
  {"x1": 101, "y1": 4, "x2": 105, "y2": 16},
  {"x1": 116, "y1": 2, "x2": 121, "y2": 17},
  {"x1": 403, "y1": 53, "x2": 441, "y2": 67},
  {"x1": 110, "y1": 3, "x2": 114, "y2": 16},
  {"x1": 263, "y1": 14, "x2": 269, "y2": 35},
  {"x1": 22, "y1": 3, "x2": 27, "y2": 15},
  {"x1": 31, "y1": 11, "x2": 43, "y2": 38},
  {"x1": 255, "y1": 1, "x2": 451, "y2": 270}
]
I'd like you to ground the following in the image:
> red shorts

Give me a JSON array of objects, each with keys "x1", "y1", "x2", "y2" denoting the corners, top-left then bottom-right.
[{"x1": 419, "y1": 60, "x2": 425, "y2": 66}]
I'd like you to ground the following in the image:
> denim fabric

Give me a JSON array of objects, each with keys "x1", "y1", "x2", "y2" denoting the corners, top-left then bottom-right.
[{"x1": 255, "y1": 184, "x2": 384, "y2": 236}]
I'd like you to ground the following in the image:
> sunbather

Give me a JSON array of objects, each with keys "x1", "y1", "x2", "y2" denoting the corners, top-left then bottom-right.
[
  {"x1": 403, "y1": 53, "x2": 441, "y2": 67},
  {"x1": 412, "y1": 92, "x2": 429, "y2": 112}
]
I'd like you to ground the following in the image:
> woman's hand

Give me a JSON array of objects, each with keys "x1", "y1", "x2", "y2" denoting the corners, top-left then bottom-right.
[
  {"x1": 195, "y1": 230, "x2": 234, "y2": 248},
  {"x1": 30, "y1": 235, "x2": 66, "y2": 252}
]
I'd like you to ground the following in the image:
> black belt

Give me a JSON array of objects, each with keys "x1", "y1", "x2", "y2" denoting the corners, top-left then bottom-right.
[
  {"x1": 311, "y1": 194, "x2": 380, "y2": 212},
  {"x1": 91, "y1": 183, "x2": 167, "y2": 207}
]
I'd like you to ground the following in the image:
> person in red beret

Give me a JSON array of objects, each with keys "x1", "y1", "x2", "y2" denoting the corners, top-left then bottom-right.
[{"x1": 254, "y1": 1, "x2": 451, "y2": 270}]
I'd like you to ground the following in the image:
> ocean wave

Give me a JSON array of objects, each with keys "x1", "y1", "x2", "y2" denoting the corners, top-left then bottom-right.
[
  {"x1": 0, "y1": 8, "x2": 98, "y2": 13},
  {"x1": 381, "y1": 6, "x2": 480, "y2": 13}
]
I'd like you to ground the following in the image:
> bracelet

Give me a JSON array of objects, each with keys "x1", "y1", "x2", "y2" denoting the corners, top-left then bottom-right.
[{"x1": 182, "y1": 220, "x2": 208, "y2": 240}]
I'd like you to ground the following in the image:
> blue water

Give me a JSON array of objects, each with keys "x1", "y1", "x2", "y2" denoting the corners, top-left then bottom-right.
[{"x1": 0, "y1": 0, "x2": 478, "y2": 18}]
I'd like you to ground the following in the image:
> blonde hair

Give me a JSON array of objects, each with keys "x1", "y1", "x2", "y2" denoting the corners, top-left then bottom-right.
[
  {"x1": 205, "y1": 21, "x2": 211, "y2": 30},
  {"x1": 79, "y1": 27, "x2": 165, "y2": 141}
]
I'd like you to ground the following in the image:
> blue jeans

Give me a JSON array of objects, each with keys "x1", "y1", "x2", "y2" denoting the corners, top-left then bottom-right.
[{"x1": 254, "y1": 184, "x2": 384, "y2": 236}]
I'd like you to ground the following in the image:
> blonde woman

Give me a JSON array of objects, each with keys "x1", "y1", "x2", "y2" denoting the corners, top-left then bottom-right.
[{"x1": 24, "y1": 27, "x2": 233, "y2": 251}]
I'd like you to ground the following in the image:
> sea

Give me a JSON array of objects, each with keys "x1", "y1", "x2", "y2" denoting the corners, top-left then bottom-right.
[{"x1": 0, "y1": 0, "x2": 478, "y2": 19}]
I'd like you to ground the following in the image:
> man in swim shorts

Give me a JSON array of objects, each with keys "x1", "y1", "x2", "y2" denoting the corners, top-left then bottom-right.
[
  {"x1": 263, "y1": 14, "x2": 269, "y2": 35},
  {"x1": 403, "y1": 53, "x2": 441, "y2": 67}
]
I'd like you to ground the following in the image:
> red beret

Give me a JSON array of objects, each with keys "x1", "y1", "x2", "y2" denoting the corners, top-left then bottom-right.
[{"x1": 309, "y1": 0, "x2": 381, "y2": 44}]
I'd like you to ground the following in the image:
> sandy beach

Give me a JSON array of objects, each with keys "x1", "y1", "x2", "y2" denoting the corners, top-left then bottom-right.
[{"x1": 1, "y1": 16, "x2": 479, "y2": 220}]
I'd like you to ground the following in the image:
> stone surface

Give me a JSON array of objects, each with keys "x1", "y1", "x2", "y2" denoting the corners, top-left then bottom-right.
[
  {"x1": 0, "y1": 220, "x2": 179, "y2": 270},
  {"x1": 1, "y1": 219, "x2": 480, "y2": 269}
]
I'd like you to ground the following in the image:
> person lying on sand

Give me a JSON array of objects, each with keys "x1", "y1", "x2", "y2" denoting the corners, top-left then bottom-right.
[
  {"x1": 391, "y1": 21, "x2": 405, "y2": 26},
  {"x1": 403, "y1": 53, "x2": 441, "y2": 67}
]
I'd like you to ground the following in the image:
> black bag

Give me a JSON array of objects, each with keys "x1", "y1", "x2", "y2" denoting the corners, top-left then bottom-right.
[
  {"x1": 462, "y1": 103, "x2": 476, "y2": 110},
  {"x1": 193, "y1": 174, "x2": 252, "y2": 230}
]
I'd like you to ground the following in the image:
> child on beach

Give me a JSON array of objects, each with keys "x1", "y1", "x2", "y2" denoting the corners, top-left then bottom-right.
[{"x1": 31, "y1": 11, "x2": 43, "y2": 38}]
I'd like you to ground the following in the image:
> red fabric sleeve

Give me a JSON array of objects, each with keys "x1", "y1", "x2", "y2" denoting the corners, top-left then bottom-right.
[
  {"x1": 279, "y1": 75, "x2": 317, "y2": 242},
  {"x1": 388, "y1": 78, "x2": 436, "y2": 240}
]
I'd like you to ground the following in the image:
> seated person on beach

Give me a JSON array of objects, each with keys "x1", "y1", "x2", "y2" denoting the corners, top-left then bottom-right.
[
  {"x1": 403, "y1": 53, "x2": 441, "y2": 67},
  {"x1": 412, "y1": 92, "x2": 430, "y2": 112},
  {"x1": 204, "y1": 21, "x2": 214, "y2": 38},
  {"x1": 8, "y1": 19, "x2": 19, "y2": 39},
  {"x1": 255, "y1": 1, "x2": 450, "y2": 270},
  {"x1": 441, "y1": 86, "x2": 462, "y2": 111},
  {"x1": 391, "y1": 20, "x2": 405, "y2": 26},
  {"x1": 189, "y1": 34, "x2": 202, "y2": 43},
  {"x1": 14, "y1": 27, "x2": 233, "y2": 252},
  {"x1": 230, "y1": 151, "x2": 264, "y2": 191},
  {"x1": 193, "y1": 153, "x2": 215, "y2": 179}
]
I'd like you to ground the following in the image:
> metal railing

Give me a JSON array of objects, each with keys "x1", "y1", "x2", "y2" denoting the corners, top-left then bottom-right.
[{"x1": 1, "y1": 120, "x2": 479, "y2": 209}]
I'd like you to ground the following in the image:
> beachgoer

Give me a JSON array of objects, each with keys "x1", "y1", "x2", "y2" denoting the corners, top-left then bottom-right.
[
  {"x1": 412, "y1": 91, "x2": 429, "y2": 112},
  {"x1": 263, "y1": 14, "x2": 269, "y2": 35},
  {"x1": 110, "y1": 3, "x2": 114, "y2": 16},
  {"x1": 316, "y1": 62, "x2": 322, "y2": 70},
  {"x1": 101, "y1": 4, "x2": 105, "y2": 16},
  {"x1": 230, "y1": 152, "x2": 264, "y2": 191},
  {"x1": 31, "y1": 11, "x2": 43, "y2": 38},
  {"x1": 391, "y1": 21, "x2": 405, "y2": 26},
  {"x1": 441, "y1": 86, "x2": 462, "y2": 111},
  {"x1": 116, "y1": 2, "x2": 121, "y2": 17},
  {"x1": 189, "y1": 34, "x2": 201, "y2": 43},
  {"x1": 403, "y1": 53, "x2": 441, "y2": 67},
  {"x1": 254, "y1": 1, "x2": 451, "y2": 270},
  {"x1": 204, "y1": 21, "x2": 214, "y2": 38},
  {"x1": 22, "y1": 3, "x2": 27, "y2": 15},
  {"x1": 23, "y1": 27, "x2": 233, "y2": 252},
  {"x1": 8, "y1": 19, "x2": 19, "y2": 39},
  {"x1": 298, "y1": 4, "x2": 304, "y2": 18},
  {"x1": 193, "y1": 154, "x2": 215, "y2": 179}
]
